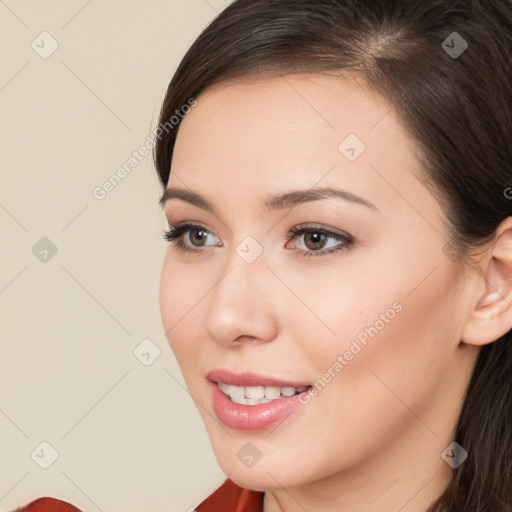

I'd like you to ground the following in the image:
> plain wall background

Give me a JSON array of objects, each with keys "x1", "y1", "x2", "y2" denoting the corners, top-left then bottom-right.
[{"x1": 0, "y1": 1, "x2": 232, "y2": 510}]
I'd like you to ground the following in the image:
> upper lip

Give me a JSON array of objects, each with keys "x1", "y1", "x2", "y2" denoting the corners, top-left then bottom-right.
[{"x1": 206, "y1": 369, "x2": 312, "y2": 388}]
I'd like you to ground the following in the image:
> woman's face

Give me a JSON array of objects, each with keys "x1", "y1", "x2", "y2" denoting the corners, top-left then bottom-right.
[{"x1": 159, "y1": 73, "x2": 479, "y2": 492}]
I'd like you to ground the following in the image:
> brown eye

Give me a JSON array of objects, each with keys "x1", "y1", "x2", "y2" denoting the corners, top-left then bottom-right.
[
  {"x1": 188, "y1": 228, "x2": 210, "y2": 247},
  {"x1": 287, "y1": 224, "x2": 355, "y2": 258},
  {"x1": 303, "y1": 231, "x2": 328, "y2": 251},
  {"x1": 162, "y1": 222, "x2": 220, "y2": 254}
]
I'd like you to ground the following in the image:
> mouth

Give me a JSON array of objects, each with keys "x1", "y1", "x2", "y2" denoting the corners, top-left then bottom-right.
[
  {"x1": 215, "y1": 381, "x2": 312, "y2": 405},
  {"x1": 207, "y1": 369, "x2": 314, "y2": 430},
  {"x1": 206, "y1": 369, "x2": 313, "y2": 406}
]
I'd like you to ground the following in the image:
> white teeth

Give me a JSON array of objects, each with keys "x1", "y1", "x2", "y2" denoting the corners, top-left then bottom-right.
[
  {"x1": 217, "y1": 381, "x2": 309, "y2": 405},
  {"x1": 244, "y1": 386, "x2": 265, "y2": 399},
  {"x1": 227, "y1": 385, "x2": 245, "y2": 400},
  {"x1": 281, "y1": 386, "x2": 296, "y2": 397},
  {"x1": 217, "y1": 381, "x2": 230, "y2": 394},
  {"x1": 264, "y1": 386, "x2": 281, "y2": 399}
]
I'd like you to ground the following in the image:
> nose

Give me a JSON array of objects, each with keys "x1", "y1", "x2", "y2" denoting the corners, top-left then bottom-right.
[{"x1": 203, "y1": 243, "x2": 280, "y2": 347}]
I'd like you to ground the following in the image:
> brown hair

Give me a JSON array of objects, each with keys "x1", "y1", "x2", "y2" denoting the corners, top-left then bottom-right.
[{"x1": 153, "y1": 1, "x2": 512, "y2": 510}]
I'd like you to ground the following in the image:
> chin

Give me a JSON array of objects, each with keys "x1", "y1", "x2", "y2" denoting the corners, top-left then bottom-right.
[
  {"x1": 214, "y1": 450, "x2": 309, "y2": 491},
  {"x1": 226, "y1": 470, "x2": 293, "y2": 492}
]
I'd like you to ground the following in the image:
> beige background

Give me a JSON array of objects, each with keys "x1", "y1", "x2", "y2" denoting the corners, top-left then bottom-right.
[{"x1": 0, "y1": 1, "x2": 232, "y2": 511}]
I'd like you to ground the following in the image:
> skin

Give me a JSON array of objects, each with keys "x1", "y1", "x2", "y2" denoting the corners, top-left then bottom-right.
[{"x1": 159, "y1": 73, "x2": 512, "y2": 512}]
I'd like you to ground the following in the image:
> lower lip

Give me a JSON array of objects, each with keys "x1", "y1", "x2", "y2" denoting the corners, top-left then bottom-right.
[{"x1": 209, "y1": 381, "x2": 311, "y2": 431}]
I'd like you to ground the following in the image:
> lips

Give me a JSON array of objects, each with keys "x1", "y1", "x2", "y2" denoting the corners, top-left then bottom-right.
[
  {"x1": 206, "y1": 368, "x2": 312, "y2": 388},
  {"x1": 209, "y1": 380, "x2": 311, "y2": 430}
]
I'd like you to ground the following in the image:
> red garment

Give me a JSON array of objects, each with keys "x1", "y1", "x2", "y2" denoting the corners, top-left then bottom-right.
[
  {"x1": 10, "y1": 479, "x2": 263, "y2": 512},
  {"x1": 10, "y1": 497, "x2": 82, "y2": 512}
]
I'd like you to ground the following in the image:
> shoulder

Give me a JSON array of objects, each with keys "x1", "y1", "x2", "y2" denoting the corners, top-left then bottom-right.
[
  {"x1": 11, "y1": 482, "x2": 263, "y2": 512},
  {"x1": 10, "y1": 497, "x2": 83, "y2": 512},
  {"x1": 195, "y1": 478, "x2": 264, "y2": 512}
]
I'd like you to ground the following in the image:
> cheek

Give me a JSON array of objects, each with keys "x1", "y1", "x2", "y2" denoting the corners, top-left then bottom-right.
[
  {"x1": 282, "y1": 267, "x2": 403, "y2": 368},
  {"x1": 311, "y1": 265, "x2": 457, "y2": 418},
  {"x1": 159, "y1": 258, "x2": 204, "y2": 362},
  {"x1": 295, "y1": 255, "x2": 457, "y2": 394}
]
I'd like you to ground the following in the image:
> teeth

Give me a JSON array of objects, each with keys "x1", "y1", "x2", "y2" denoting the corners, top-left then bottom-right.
[
  {"x1": 217, "y1": 382, "x2": 309, "y2": 405},
  {"x1": 228, "y1": 385, "x2": 245, "y2": 400},
  {"x1": 245, "y1": 386, "x2": 265, "y2": 399},
  {"x1": 281, "y1": 386, "x2": 296, "y2": 397},
  {"x1": 264, "y1": 386, "x2": 281, "y2": 399},
  {"x1": 218, "y1": 381, "x2": 230, "y2": 393}
]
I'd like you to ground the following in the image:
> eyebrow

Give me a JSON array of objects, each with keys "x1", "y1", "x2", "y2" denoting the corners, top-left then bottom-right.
[{"x1": 159, "y1": 186, "x2": 378, "y2": 213}]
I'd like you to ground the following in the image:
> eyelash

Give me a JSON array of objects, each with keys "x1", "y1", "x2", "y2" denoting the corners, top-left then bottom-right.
[{"x1": 162, "y1": 222, "x2": 355, "y2": 259}]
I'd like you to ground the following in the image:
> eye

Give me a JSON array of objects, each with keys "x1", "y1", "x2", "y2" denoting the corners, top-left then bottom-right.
[
  {"x1": 162, "y1": 222, "x2": 221, "y2": 254},
  {"x1": 286, "y1": 223, "x2": 354, "y2": 258}
]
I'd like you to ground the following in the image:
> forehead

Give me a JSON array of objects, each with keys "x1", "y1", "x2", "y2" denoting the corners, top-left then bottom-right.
[
  {"x1": 177, "y1": 72, "x2": 392, "y2": 155},
  {"x1": 169, "y1": 73, "x2": 440, "y2": 225}
]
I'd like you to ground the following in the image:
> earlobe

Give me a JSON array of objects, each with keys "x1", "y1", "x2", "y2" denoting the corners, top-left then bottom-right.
[{"x1": 461, "y1": 219, "x2": 512, "y2": 347}]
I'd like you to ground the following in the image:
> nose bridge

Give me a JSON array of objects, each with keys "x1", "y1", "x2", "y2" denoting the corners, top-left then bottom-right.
[
  {"x1": 217, "y1": 232, "x2": 270, "y2": 298},
  {"x1": 203, "y1": 233, "x2": 279, "y2": 345}
]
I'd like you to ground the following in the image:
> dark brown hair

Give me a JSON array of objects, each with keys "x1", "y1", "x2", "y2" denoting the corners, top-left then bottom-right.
[{"x1": 153, "y1": 1, "x2": 512, "y2": 510}]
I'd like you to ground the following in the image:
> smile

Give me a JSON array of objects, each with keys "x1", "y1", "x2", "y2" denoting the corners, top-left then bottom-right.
[{"x1": 217, "y1": 381, "x2": 311, "y2": 405}]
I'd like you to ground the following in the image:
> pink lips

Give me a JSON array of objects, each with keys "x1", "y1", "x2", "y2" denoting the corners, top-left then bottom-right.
[{"x1": 207, "y1": 368, "x2": 313, "y2": 430}]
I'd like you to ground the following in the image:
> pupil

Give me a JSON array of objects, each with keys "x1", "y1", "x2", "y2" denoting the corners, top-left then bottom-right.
[
  {"x1": 306, "y1": 231, "x2": 325, "y2": 250},
  {"x1": 190, "y1": 229, "x2": 207, "y2": 246}
]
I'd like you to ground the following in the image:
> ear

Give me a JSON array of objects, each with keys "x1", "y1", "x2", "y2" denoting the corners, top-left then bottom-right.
[{"x1": 461, "y1": 217, "x2": 512, "y2": 346}]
